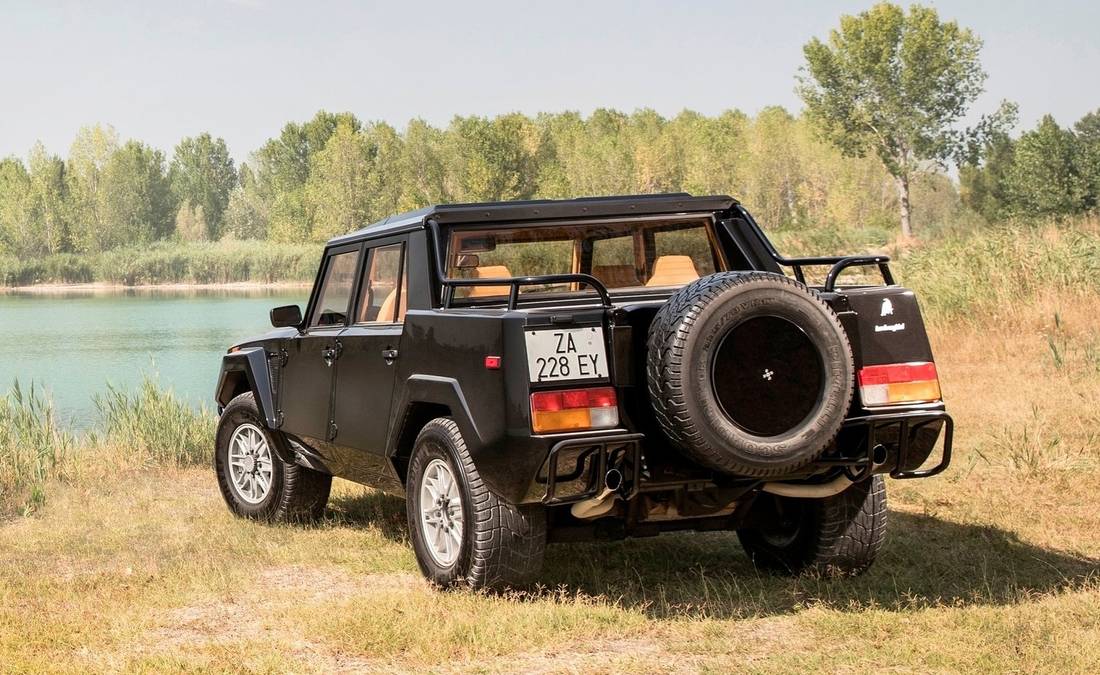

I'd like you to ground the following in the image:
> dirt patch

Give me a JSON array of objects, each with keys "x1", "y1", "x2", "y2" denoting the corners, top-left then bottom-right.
[{"x1": 128, "y1": 566, "x2": 421, "y2": 662}]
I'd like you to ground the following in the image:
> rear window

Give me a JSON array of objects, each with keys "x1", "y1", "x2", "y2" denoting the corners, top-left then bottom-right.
[{"x1": 447, "y1": 219, "x2": 721, "y2": 300}]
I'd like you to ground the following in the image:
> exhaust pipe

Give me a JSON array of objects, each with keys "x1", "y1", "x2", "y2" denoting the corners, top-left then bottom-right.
[
  {"x1": 570, "y1": 468, "x2": 624, "y2": 519},
  {"x1": 762, "y1": 448, "x2": 888, "y2": 499}
]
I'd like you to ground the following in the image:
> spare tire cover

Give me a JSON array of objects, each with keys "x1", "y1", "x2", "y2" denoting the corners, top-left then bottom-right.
[{"x1": 646, "y1": 271, "x2": 853, "y2": 477}]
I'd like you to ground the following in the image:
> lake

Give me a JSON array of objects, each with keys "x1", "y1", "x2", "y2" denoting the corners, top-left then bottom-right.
[{"x1": 0, "y1": 288, "x2": 308, "y2": 430}]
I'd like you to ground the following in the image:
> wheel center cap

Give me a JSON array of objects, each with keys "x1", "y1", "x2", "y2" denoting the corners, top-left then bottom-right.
[{"x1": 243, "y1": 456, "x2": 256, "y2": 473}]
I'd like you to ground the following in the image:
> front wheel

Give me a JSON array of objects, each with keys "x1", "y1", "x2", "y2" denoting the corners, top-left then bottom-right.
[
  {"x1": 215, "y1": 392, "x2": 332, "y2": 522},
  {"x1": 737, "y1": 475, "x2": 887, "y2": 576},
  {"x1": 407, "y1": 418, "x2": 546, "y2": 590}
]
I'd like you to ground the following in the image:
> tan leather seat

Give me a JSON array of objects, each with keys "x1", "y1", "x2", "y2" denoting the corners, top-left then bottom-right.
[
  {"x1": 468, "y1": 265, "x2": 512, "y2": 298},
  {"x1": 376, "y1": 286, "x2": 406, "y2": 322},
  {"x1": 592, "y1": 264, "x2": 641, "y2": 288},
  {"x1": 646, "y1": 255, "x2": 699, "y2": 287}
]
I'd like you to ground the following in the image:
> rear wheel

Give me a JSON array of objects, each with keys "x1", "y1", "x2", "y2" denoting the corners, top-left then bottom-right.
[
  {"x1": 407, "y1": 418, "x2": 546, "y2": 590},
  {"x1": 215, "y1": 392, "x2": 332, "y2": 522},
  {"x1": 737, "y1": 475, "x2": 887, "y2": 575}
]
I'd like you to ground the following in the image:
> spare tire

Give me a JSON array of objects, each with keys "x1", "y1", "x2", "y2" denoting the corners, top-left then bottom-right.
[{"x1": 646, "y1": 272, "x2": 854, "y2": 477}]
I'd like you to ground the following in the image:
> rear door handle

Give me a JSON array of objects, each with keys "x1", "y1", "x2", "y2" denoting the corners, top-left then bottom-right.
[
  {"x1": 381, "y1": 349, "x2": 399, "y2": 363},
  {"x1": 322, "y1": 340, "x2": 342, "y2": 367}
]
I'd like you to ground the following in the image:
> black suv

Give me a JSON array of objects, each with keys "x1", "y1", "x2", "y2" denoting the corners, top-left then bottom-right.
[{"x1": 214, "y1": 194, "x2": 952, "y2": 589}]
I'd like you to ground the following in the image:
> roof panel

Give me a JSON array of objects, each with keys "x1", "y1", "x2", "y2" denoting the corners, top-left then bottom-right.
[{"x1": 326, "y1": 193, "x2": 738, "y2": 246}]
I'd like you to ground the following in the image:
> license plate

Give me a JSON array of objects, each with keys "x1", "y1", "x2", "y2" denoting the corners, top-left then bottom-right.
[{"x1": 525, "y1": 327, "x2": 609, "y2": 383}]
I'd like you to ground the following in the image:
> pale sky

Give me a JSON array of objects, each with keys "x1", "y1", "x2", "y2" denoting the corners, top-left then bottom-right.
[{"x1": 2, "y1": 0, "x2": 1097, "y2": 164}]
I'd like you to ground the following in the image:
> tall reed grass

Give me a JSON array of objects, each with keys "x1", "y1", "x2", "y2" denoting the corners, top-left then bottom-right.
[
  {"x1": 897, "y1": 219, "x2": 1100, "y2": 321},
  {"x1": 0, "y1": 377, "x2": 214, "y2": 515},
  {"x1": 0, "y1": 383, "x2": 72, "y2": 515},
  {"x1": 0, "y1": 240, "x2": 321, "y2": 286},
  {"x1": 94, "y1": 377, "x2": 215, "y2": 467}
]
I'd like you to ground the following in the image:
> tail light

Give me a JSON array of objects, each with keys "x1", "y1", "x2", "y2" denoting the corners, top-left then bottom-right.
[
  {"x1": 530, "y1": 387, "x2": 619, "y2": 433},
  {"x1": 858, "y1": 362, "x2": 941, "y2": 406}
]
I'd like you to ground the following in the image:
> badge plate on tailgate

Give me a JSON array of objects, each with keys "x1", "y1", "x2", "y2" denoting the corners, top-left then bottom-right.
[{"x1": 525, "y1": 327, "x2": 608, "y2": 383}]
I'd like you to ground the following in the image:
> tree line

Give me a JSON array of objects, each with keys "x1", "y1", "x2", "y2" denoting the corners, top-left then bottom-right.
[
  {"x1": 3, "y1": 105, "x2": 1096, "y2": 259},
  {"x1": 2, "y1": 2, "x2": 1097, "y2": 260}
]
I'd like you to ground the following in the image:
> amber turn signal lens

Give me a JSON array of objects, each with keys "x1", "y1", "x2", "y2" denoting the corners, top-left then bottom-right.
[{"x1": 530, "y1": 387, "x2": 619, "y2": 433}]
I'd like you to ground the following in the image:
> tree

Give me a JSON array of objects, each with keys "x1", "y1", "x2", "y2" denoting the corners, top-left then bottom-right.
[
  {"x1": 1004, "y1": 115, "x2": 1087, "y2": 217},
  {"x1": 798, "y1": 3, "x2": 985, "y2": 237},
  {"x1": 254, "y1": 111, "x2": 361, "y2": 243},
  {"x1": 67, "y1": 124, "x2": 119, "y2": 251},
  {"x1": 0, "y1": 157, "x2": 32, "y2": 255},
  {"x1": 1074, "y1": 109, "x2": 1100, "y2": 211},
  {"x1": 95, "y1": 140, "x2": 175, "y2": 249},
  {"x1": 27, "y1": 143, "x2": 70, "y2": 254},
  {"x1": 959, "y1": 132, "x2": 1015, "y2": 221},
  {"x1": 442, "y1": 114, "x2": 537, "y2": 203},
  {"x1": 399, "y1": 118, "x2": 447, "y2": 209},
  {"x1": 306, "y1": 119, "x2": 374, "y2": 242},
  {"x1": 223, "y1": 164, "x2": 269, "y2": 240},
  {"x1": 175, "y1": 201, "x2": 207, "y2": 242},
  {"x1": 169, "y1": 133, "x2": 236, "y2": 240}
]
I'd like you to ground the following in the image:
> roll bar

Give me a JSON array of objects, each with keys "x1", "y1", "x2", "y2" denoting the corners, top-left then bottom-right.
[{"x1": 734, "y1": 206, "x2": 896, "y2": 291}]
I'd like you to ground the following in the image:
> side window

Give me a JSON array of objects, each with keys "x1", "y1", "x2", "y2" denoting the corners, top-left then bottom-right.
[
  {"x1": 356, "y1": 243, "x2": 406, "y2": 324},
  {"x1": 310, "y1": 249, "x2": 361, "y2": 328}
]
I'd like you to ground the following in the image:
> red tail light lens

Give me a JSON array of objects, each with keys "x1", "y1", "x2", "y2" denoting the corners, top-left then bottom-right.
[
  {"x1": 530, "y1": 387, "x2": 619, "y2": 433},
  {"x1": 858, "y1": 362, "x2": 941, "y2": 406}
]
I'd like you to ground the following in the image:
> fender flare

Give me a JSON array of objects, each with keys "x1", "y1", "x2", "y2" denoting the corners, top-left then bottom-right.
[
  {"x1": 215, "y1": 347, "x2": 278, "y2": 429},
  {"x1": 386, "y1": 375, "x2": 482, "y2": 459}
]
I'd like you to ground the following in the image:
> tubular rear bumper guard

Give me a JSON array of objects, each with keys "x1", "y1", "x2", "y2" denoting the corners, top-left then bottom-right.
[
  {"x1": 821, "y1": 410, "x2": 954, "y2": 479},
  {"x1": 539, "y1": 434, "x2": 644, "y2": 505}
]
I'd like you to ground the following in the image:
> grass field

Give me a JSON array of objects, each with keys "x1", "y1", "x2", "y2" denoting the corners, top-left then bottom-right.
[{"x1": 2, "y1": 224, "x2": 1099, "y2": 672}]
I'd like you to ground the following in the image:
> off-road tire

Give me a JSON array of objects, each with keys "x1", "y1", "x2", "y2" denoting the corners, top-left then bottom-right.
[
  {"x1": 407, "y1": 418, "x2": 547, "y2": 591},
  {"x1": 647, "y1": 271, "x2": 854, "y2": 477},
  {"x1": 215, "y1": 392, "x2": 332, "y2": 522},
  {"x1": 737, "y1": 475, "x2": 887, "y2": 575}
]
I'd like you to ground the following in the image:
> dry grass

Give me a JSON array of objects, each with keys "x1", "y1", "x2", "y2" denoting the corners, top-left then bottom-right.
[{"x1": 2, "y1": 294, "x2": 1100, "y2": 671}]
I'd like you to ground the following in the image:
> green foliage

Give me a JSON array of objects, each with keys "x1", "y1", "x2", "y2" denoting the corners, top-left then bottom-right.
[
  {"x1": 1006, "y1": 116, "x2": 1088, "y2": 217},
  {"x1": 1075, "y1": 110, "x2": 1100, "y2": 211},
  {"x1": 960, "y1": 132, "x2": 1015, "y2": 221},
  {"x1": 169, "y1": 133, "x2": 237, "y2": 239},
  {"x1": 79, "y1": 139, "x2": 176, "y2": 251},
  {"x1": 798, "y1": 2, "x2": 987, "y2": 236},
  {"x1": 963, "y1": 110, "x2": 1100, "y2": 221}
]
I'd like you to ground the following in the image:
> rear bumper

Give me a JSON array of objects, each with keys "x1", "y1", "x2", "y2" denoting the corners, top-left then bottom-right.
[
  {"x1": 826, "y1": 410, "x2": 953, "y2": 479},
  {"x1": 529, "y1": 410, "x2": 953, "y2": 505}
]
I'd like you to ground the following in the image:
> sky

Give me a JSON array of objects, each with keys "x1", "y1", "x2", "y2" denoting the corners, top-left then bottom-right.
[{"x1": 2, "y1": 0, "x2": 1098, "y2": 164}]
